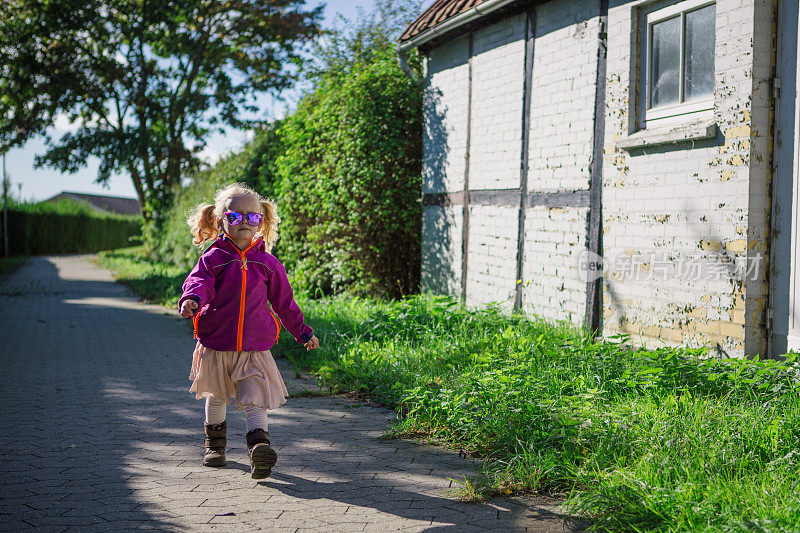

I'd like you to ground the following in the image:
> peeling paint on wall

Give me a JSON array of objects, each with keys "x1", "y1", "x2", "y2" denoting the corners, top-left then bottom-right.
[{"x1": 600, "y1": 0, "x2": 776, "y2": 358}]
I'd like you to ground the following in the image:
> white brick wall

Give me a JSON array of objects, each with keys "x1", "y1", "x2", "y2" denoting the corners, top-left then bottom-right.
[
  {"x1": 468, "y1": 13, "x2": 526, "y2": 191},
  {"x1": 423, "y1": 34, "x2": 470, "y2": 194},
  {"x1": 602, "y1": 0, "x2": 771, "y2": 357},
  {"x1": 521, "y1": 206, "x2": 590, "y2": 326},
  {"x1": 421, "y1": 205, "x2": 463, "y2": 296},
  {"x1": 421, "y1": 0, "x2": 602, "y2": 327},
  {"x1": 419, "y1": 0, "x2": 772, "y2": 357},
  {"x1": 519, "y1": 0, "x2": 602, "y2": 326},
  {"x1": 528, "y1": 1, "x2": 601, "y2": 192},
  {"x1": 465, "y1": 205, "x2": 518, "y2": 311},
  {"x1": 743, "y1": 0, "x2": 776, "y2": 356}
]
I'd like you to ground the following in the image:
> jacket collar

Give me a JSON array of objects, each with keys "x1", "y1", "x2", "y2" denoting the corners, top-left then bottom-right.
[{"x1": 217, "y1": 233, "x2": 264, "y2": 254}]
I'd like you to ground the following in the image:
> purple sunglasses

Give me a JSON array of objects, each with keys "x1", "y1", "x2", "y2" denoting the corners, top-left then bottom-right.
[{"x1": 223, "y1": 211, "x2": 263, "y2": 227}]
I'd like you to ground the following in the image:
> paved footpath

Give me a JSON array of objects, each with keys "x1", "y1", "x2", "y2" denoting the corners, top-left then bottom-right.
[{"x1": 0, "y1": 255, "x2": 582, "y2": 532}]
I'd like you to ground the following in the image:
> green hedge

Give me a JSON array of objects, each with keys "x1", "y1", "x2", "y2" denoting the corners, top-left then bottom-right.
[
  {"x1": 0, "y1": 209, "x2": 142, "y2": 256},
  {"x1": 272, "y1": 47, "x2": 422, "y2": 299}
]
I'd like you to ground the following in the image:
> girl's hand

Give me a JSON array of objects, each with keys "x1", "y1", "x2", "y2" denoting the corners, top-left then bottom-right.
[
  {"x1": 180, "y1": 299, "x2": 198, "y2": 318},
  {"x1": 303, "y1": 335, "x2": 319, "y2": 351}
]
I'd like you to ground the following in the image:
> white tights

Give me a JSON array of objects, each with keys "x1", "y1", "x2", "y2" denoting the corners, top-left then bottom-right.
[{"x1": 205, "y1": 396, "x2": 268, "y2": 433}]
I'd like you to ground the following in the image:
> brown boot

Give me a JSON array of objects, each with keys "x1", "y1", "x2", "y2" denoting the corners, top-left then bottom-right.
[
  {"x1": 246, "y1": 428, "x2": 277, "y2": 479},
  {"x1": 203, "y1": 421, "x2": 227, "y2": 467}
]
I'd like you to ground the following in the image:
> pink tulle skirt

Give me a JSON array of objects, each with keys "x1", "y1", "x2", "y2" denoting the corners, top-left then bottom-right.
[{"x1": 188, "y1": 341, "x2": 289, "y2": 411}]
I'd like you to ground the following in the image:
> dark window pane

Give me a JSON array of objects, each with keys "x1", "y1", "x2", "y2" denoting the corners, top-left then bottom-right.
[
  {"x1": 650, "y1": 16, "x2": 681, "y2": 107},
  {"x1": 685, "y1": 4, "x2": 715, "y2": 100}
]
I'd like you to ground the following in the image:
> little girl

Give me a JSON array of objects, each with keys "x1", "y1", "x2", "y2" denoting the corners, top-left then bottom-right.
[{"x1": 178, "y1": 183, "x2": 319, "y2": 479}]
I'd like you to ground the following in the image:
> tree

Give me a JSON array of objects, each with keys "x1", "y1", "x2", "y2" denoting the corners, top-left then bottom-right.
[{"x1": 0, "y1": 0, "x2": 322, "y2": 228}]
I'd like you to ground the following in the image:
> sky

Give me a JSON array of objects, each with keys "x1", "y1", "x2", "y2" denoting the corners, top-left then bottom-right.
[{"x1": 5, "y1": 0, "x2": 433, "y2": 202}]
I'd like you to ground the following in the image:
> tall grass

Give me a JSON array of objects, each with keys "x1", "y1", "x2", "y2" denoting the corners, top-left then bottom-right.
[
  {"x1": 279, "y1": 295, "x2": 800, "y2": 532},
  {"x1": 99, "y1": 247, "x2": 800, "y2": 531}
]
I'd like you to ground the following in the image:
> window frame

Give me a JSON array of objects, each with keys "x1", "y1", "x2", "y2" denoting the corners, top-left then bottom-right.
[{"x1": 639, "y1": 0, "x2": 716, "y2": 129}]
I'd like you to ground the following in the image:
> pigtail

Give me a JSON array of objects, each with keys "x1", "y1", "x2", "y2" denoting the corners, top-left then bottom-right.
[
  {"x1": 187, "y1": 203, "x2": 218, "y2": 246},
  {"x1": 259, "y1": 198, "x2": 280, "y2": 253}
]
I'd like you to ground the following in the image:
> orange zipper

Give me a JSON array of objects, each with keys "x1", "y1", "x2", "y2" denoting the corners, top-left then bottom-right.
[
  {"x1": 237, "y1": 254, "x2": 247, "y2": 350},
  {"x1": 235, "y1": 238, "x2": 260, "y2": 351}
]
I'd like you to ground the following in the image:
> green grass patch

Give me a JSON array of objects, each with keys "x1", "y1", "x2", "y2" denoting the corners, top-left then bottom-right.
[
  {"x1": 277, "y1": 296, "x2": 800, "y2": 532},
  {"x1": 97, "y1": 246, "x2": 189, "y2": 308},
  {"x1": 99, "y1": 247, "x2": 800, "y2": 531}
]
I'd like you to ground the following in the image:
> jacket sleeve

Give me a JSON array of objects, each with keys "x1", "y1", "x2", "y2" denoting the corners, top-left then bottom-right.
[
  {"x1": 267, "y1": 259, "x2": 313, "y2": 344},
  {"x1": 179, "y1": 254, "x2": 216, "y2": 314}
]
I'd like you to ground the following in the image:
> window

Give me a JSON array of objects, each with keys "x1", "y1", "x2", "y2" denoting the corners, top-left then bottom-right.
[{"x1": 640, "y1": 0, "x2": 715, "y2": 128}]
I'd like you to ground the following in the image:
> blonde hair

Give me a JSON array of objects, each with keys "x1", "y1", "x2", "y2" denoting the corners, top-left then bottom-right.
[{"x1": 187, "y1": 183, "x2": 280, "y2": 252}]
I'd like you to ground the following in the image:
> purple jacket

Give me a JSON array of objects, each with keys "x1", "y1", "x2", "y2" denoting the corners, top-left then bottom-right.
[{"x1": 178, "y1": 234, "x2": 313, "y2": 352}]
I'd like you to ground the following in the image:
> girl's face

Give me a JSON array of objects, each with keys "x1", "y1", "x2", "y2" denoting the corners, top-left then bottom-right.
[{"x1": 219, "y1": 194, "x2": 263, "y2": 250}]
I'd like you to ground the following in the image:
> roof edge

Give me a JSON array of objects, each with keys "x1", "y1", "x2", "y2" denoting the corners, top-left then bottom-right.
[
  {"x1": 398, "y1": 0, "x2": 520, "y2": 51},
  {"x1": 49, "y1": 191, "x2": 140, "y2": 202}
]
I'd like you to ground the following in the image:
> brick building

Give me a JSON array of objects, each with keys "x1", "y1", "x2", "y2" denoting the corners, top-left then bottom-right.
[{"x1": 398, "y1": 0, "x2": 800, "y2": 358}]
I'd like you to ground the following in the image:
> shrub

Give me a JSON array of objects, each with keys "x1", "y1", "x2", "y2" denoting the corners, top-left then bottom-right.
[
  {"x1": 0, "y1": 199, "x2": 141, "y2": 256},
  {"x1": 273, "y1": 47, "x2": 422, "y2": 299}
]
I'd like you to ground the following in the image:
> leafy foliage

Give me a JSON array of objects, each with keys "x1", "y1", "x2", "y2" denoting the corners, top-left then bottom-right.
[
  {"x1": 301, "y1": 0, "x2": 423, "y2": 81},
  {"x1": 0, "y1": 0, "x2": 322, "y2": 237},
  {"x1": 279, "y1": 295, "x2": 800, "y2": 532},
  {"x1": 7, "y1": 198, "x2": 137, "y2": 218},
  {"x1": 272, "y1": 45, "x2": 422, "y2": 298},
  {"x1": 154, "y1": 0, "x2": 425, "y2": 298},
  {"x1": 0, "y1": 256, "x2": 22, "y2": 277}
]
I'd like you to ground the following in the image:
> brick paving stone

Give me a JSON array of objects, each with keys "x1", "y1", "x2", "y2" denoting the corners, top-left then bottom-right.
[{"x1": 0, "y1": 255, "x2": 585, "y2": 532}]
